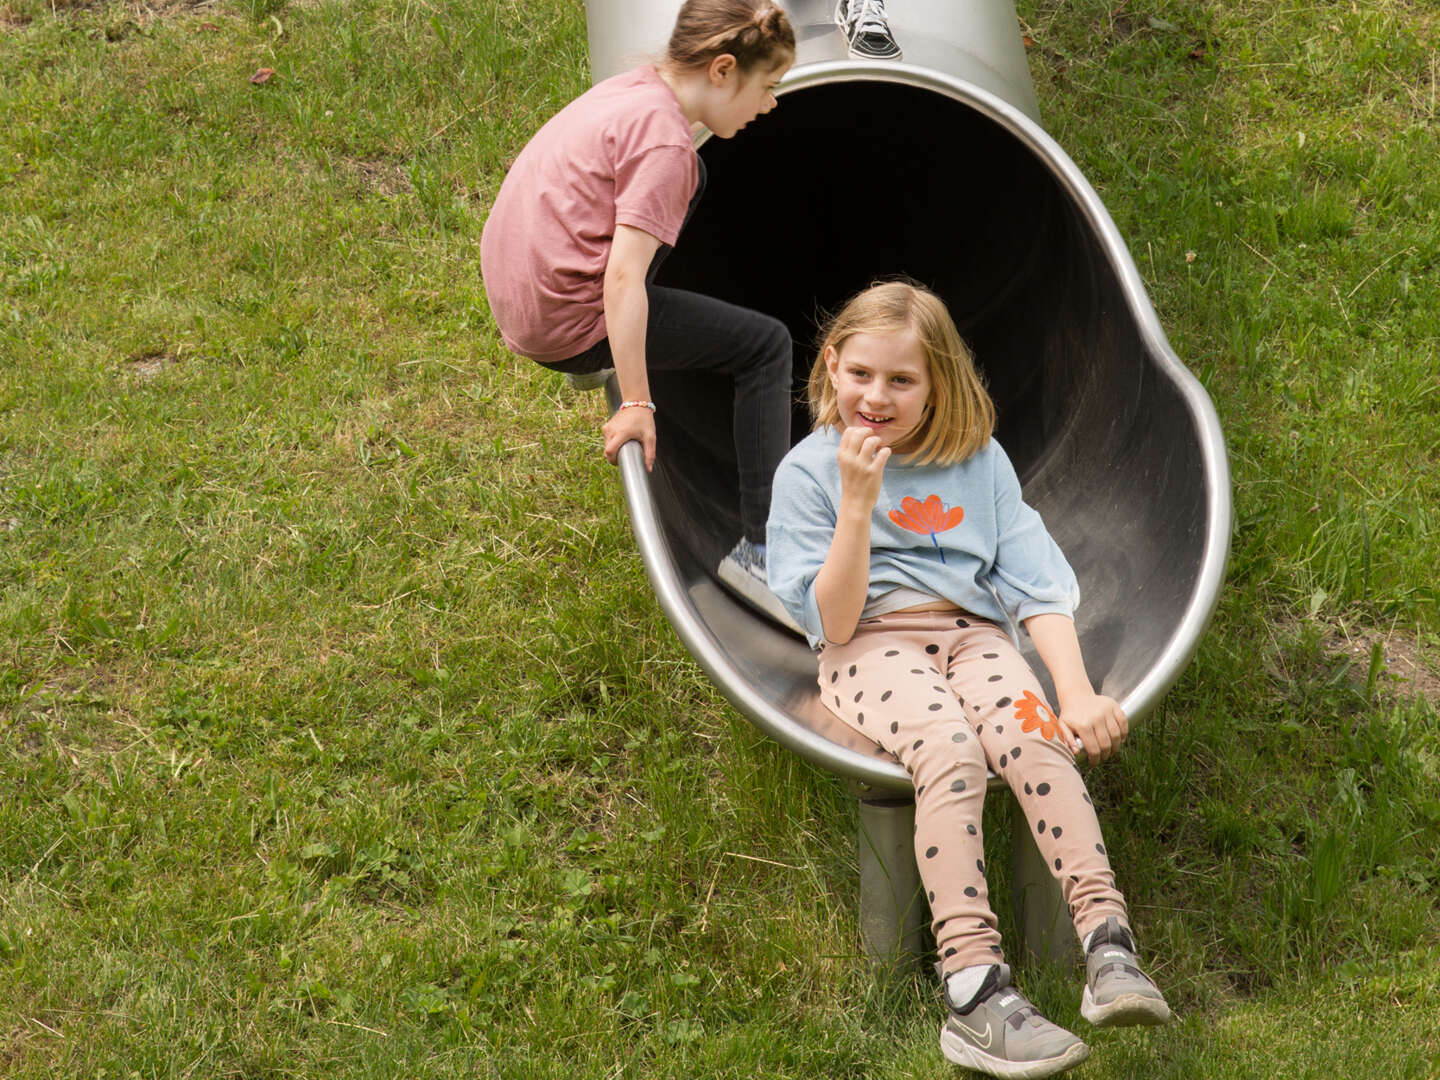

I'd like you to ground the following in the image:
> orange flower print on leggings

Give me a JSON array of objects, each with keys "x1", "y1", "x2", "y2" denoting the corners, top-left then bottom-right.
[
  {"x1": 1014, "y1": 689, "x2": 1062, "y2": 741},
  {"x1": 888, "y1": 494, "x2": 964, "y2": 563}
]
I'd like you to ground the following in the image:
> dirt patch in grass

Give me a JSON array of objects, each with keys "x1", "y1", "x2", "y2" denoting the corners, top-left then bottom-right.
[
  {"x1": 1321, "y1": 619, "x2": 1440, "y2": 704},
  {"x1": 0, "y1": 0, "x2": 224, "y2": 34},
  {"x1": 0, "y1": 4, "x2": 122, "y2": 41},
  {"x1": 10, "y1": 0, "x2": 209, "y2": 14},
  {"x1": 341, "y1": 157, "x2": 413, "y2": 199},
  {"x1": 0, "y1": 3, "x2": 32, "y2": 29},
  {"x1": 94, "y1": 0, "x2": 221, "y2": 13},
  {"x1": 124, "y1": 348, "x2": 177, "y2": 379}
]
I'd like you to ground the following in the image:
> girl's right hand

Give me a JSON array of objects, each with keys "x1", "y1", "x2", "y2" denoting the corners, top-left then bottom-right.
[{"x1": 836, "y1": 426, "x2": 890, "y2": 510}]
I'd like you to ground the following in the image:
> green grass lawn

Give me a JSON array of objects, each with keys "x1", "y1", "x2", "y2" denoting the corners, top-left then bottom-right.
[{"x1": 2, "y1": 0, "x2": 1437, "y2": 1076}]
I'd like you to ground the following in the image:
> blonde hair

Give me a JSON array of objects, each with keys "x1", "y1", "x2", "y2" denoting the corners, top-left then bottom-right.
[
  {"x1": 808, "y1": 281, "x2": 995, "y2": 466},
  {"x1": 665, "y1": 0, "x2": 795, "y2": 75}
]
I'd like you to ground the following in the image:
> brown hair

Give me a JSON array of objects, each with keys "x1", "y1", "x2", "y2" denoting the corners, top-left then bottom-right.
[
  {"x1": 665, "y1": 0, "x2": 796, "y2": 74},
  {"x1": 808, "y1": 281, "x2": 995, "y2": 466}
]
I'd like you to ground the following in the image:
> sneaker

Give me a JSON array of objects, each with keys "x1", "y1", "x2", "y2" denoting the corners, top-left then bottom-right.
[
  {"x1": 1079, "y1": 917, "x2": 1171, "y2": 1027},
  {"x1": 564, "y1": 368, "x2": 614, "y2": 391},
  {"x1": 833, "y1": 0, "x2": 902, "y2": 60},
  {"x1": 941, "y1": 964, "x2": 1090, "y2": 1079},
  {"x1": 716, "y1": 539, "x2": 803, "y2": 634}
]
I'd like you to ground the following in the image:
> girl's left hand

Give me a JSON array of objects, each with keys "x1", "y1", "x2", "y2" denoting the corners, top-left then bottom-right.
[
  {"x1": 603, "y1": 406, "x2": 656, "y2": 470},
  {"x1": 1056, "y1": 692, "x2": 1128, "y2": 763}
]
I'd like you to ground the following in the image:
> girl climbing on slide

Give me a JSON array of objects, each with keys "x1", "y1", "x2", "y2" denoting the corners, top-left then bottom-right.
[
  {"x1": 766, "y1": 281, "x2": 1170, "y2": 1078},
  {"x1": 481, "y1": 0, "x2": 797, "y2": 626}
]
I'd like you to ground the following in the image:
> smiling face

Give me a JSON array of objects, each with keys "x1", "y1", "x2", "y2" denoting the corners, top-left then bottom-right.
[
  {"x1": 702, "y1": 54, "x2": 790, "y2": 137},
  {"x1": 825, "y1": 328, "x2": 934, "y2": 455}
]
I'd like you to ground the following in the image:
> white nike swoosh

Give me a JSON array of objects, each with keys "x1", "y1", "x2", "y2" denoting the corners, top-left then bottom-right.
[{"x1": 954, "y1": 1019, "x2": 993, "y2": 1050}]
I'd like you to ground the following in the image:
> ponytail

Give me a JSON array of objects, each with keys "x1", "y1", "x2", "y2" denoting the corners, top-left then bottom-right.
[{"x1": 666, "y1": 0, "x2": 796, "y2": 74}]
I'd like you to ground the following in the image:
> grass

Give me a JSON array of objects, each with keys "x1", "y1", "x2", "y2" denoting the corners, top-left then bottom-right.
[
  {"x1": 1, "y1": 0, "x2": 1438, "y2": 1076},
  {"x1": 1025, "y1": 0, "x2": 1440, "y2": 621}
]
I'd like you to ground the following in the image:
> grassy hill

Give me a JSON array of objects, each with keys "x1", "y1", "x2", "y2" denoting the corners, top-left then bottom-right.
[{"x1": 1, "y1": 0, "x2": 1436, "y2": 1075}]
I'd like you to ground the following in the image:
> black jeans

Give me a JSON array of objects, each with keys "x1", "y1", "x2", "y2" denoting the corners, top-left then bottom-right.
[{"x1": 543, "y1": 157, "x2": 792, "y2": 544}]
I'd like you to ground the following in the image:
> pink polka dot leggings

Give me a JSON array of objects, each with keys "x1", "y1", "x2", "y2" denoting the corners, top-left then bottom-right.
[{"x1": 816, "y1": 610, "x2": 1129, "y2": 975}]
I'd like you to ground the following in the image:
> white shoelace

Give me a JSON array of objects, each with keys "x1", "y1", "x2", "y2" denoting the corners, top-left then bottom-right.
[{"x1": 838, "y1": 0, "x2": 892, "y2": 36}]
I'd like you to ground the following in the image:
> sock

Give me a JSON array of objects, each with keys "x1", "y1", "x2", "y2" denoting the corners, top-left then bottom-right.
[
  {"x1": 1083, "y1": 918, "x2": 1135, "y2": 956},
  {"x1": 945, "y1": 964, "x2": 997, "y2": 1013}
]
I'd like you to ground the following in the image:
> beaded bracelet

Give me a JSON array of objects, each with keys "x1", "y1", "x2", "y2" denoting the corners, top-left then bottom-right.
[{"x1": 618, "y1": 400, "x2": 656, "y2": 412}]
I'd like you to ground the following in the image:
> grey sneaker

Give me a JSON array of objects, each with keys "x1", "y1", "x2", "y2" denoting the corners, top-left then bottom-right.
[
  {"x1": 564, "y1": 367, "x2": 613, "y2": 391},
  {"x1": 1080, "y1": 917, "x2": 1171, "y2": 1027},
  {"x1": 833, "y1": 0, "x2": 902, "y2": 60},
  {"x1": 941, "y1": 965, "x2": 1089, "y2": 1079},
  {"x1": 716, "y1": 539, "x2": 803, "y2": 634}
]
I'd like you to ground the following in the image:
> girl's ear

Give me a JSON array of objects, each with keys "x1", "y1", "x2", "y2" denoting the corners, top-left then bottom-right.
[
  {"x1": 707, "y1": 53, "x2": 737, "y2": 86},
  {"x1": 823, "y1": 345, "x2": 840, "y2": 386}
]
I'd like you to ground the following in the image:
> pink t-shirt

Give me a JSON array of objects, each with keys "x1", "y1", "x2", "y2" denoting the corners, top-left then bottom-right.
[{"x1": 480, "y1": 67, "x2": 699, "y2": 364}]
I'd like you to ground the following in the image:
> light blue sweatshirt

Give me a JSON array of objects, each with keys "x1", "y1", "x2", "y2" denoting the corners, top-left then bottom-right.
[{"x1": 766, "y1": 428, "x2": 1080, "y2": 647}]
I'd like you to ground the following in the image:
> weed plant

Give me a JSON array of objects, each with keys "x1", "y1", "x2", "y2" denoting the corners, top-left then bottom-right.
[{"x1": 2, "y1": 0, "x2": 1438, "y2": 1076}]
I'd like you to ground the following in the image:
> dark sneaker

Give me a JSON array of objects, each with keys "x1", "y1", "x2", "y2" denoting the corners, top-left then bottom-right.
[
  {"x1": 941, "y1": 964, "x2": 1090, "y2": 1079},
  {"x1": 833, "y1": 0, "x2": 902, "y2": 60},
  {"x1": 1080, "y1": 917, "x2": 1171, "y2": 1027},
  {"x1": 716, "y1": 538, "x2": 803, "y2": 634},
  {"x1": 563, "y1": 367, "x2": 613, "y2": 391}
]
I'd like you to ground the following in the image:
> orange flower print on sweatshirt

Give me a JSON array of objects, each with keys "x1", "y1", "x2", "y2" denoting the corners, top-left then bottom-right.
[
  {"x1": 888, "y1": 494, "x2": 964, "y2": 564},
  {"x1": 1014, "y1": 690, "x2": 1062, "y2": 742}
]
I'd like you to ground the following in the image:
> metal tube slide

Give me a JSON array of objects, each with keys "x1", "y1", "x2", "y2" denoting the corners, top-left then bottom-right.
[{"x1": 593, "y1": 0, "x2": 1231, "y2": 801}]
